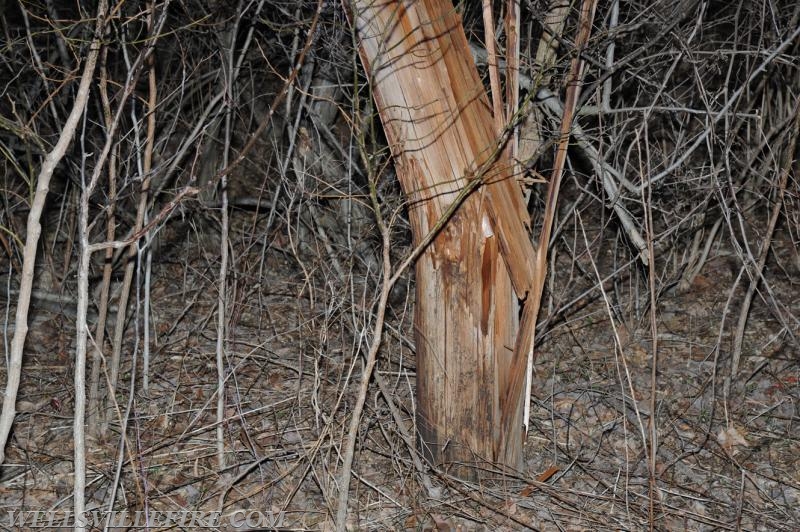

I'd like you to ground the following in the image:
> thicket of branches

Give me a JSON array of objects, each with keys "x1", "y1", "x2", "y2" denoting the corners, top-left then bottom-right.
[{"x1": 0, "y1": 0, "x2": 798, "y2": 528}]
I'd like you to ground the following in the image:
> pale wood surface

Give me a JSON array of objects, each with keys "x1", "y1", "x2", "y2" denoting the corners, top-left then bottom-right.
[{"x1": 352, "y1": 0, "x2": 537, "y2": 474}]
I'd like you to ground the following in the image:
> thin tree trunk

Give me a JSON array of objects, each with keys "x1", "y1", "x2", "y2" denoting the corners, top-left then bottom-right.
[{"x1": 0, "y1": 2, "x2": 107, "y2": 466}]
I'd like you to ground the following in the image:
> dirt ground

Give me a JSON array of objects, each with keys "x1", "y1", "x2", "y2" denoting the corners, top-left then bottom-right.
[{"x1": 1, "y1": 199, "x2": 797, "y2": 531}]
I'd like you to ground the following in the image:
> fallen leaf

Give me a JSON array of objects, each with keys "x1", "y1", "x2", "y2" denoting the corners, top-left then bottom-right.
[{"x1": 717, "y1": 425, "x2": 749, "y2": 454}]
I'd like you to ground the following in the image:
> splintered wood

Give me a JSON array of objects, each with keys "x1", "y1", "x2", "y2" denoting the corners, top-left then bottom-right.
[{"x1": 351, "y1": 0, "x2": 537, "y2": 476}]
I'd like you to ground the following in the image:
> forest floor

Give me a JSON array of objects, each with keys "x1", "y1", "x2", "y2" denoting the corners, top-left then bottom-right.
[{"x1": 0, "y1": 204, "x2": 798, "y2": 531}]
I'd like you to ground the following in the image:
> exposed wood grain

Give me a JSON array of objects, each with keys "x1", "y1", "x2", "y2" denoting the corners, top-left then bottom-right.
[{"x1": 351, "y1": 0, "x2": 536, "y2": 475}]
